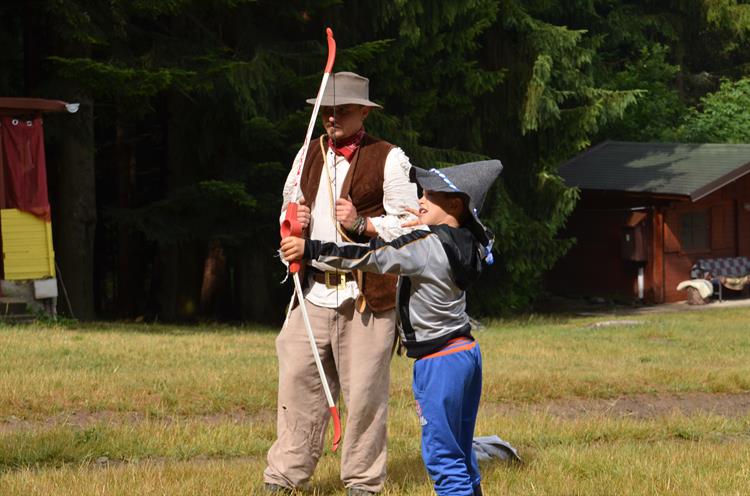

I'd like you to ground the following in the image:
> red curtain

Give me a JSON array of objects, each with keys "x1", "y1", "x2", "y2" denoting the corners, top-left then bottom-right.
[{"x1": 0, "y1": 116, "x2": 50, "y2": 221}]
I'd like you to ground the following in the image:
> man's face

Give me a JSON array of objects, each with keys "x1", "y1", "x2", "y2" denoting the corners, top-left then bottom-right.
[{"x1": 320, "y1": 104, "x2": 370, "y2": 141}]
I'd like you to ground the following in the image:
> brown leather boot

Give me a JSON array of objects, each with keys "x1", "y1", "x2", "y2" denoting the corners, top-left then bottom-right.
[
  {"x1": 347, "y1": 487, "x2": 377, "y2": 495},
  {"x1": 264, "y1": 483, "x2": 293, "y2": 494}
]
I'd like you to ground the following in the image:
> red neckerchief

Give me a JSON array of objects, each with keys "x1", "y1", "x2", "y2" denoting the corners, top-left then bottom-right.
[{"x1": 328, "y1": 127, "x2": 365, "y2": 162}]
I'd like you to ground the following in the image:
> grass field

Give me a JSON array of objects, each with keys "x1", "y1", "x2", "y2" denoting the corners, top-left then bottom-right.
[{"x1": 1, "y1": 306, "x2": 749, "y2": 495}]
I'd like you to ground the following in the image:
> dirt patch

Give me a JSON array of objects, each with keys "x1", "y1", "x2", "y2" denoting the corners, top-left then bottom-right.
[
  {"x1": 585, "y1": 319, "x2": 644, "y2": 329},
  {"x1": 487, "y1": 392, "x2": 750, "y2": 420},
  {"x1": 0, "y1": 408, "x2": 275, "y2": 434},
  {"x1": 2, "y1": 392, "x2": 748, "y2": 433}
]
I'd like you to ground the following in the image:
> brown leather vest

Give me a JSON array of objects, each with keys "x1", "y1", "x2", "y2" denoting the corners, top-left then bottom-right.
[{"x1": 299, "y1": 133, "x2": 398, "y2": 313}]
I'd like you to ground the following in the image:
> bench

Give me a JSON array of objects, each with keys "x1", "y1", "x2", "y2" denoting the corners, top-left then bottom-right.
[{"x1": 690, "y1": 256, "x2": 750, "y2": 301}]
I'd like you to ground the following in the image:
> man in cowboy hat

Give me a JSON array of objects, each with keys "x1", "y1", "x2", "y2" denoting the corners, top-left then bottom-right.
[
  {"x1": 280, "y1": 160, "x2": 504, "y2": 496},
  {"x1": 264, "y1": 71, "x2": 419, "y2": 495}
]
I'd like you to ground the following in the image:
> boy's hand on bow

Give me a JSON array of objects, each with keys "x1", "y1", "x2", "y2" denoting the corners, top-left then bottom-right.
[
  {"x1": 335, "y1": 197, "x2": 357, "y2": 230},
  {"x1": 280, "y1": 236, "x2": 306, "y2": 262},
  {"x1": 297, "y1": 197, "x2": 311, "y2": 230}
]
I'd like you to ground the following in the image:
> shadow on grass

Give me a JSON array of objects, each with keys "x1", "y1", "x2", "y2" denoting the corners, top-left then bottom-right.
[
  {"x1": 312, "y1": 452, "x2": 528, "y2": 494},
  {"x1": 311, "y1": 453, "x2": 427, "y2": 494},
  {"x1": 3, "y1": 320, "x2": 280, "y2": 336},
  {"x1": 383, "y1": 452, "x2": 432, "y2": 491}
]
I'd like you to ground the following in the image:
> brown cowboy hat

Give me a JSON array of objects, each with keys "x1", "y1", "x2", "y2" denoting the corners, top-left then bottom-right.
[{"x1": 306, "y1": 71, "x2": 383, "y2": 108}]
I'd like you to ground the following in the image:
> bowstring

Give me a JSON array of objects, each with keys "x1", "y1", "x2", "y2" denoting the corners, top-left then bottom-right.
[{"x1": 332, "y1": 73, "x2": 342, "y2": 419}]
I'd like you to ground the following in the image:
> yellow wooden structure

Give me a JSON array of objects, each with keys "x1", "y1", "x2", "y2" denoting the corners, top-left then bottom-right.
[{"x1": 1, "y1": 208, "x2": 55, "y2": 280}]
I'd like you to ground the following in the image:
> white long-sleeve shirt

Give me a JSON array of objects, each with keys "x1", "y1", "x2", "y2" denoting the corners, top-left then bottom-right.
[{"x1": 280, "y1": 143, "x2": 419, "y2": 308}]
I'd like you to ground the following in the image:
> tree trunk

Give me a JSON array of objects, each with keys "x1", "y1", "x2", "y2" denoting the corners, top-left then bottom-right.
[
  {"x1": 157, "y1": 243, "x2": 203, "y2": 321},
  {"x1": 156, "y1": 91, "x2": 204, "y2": 321},
  {"x1": 22, "y1": 1, "x2": 41, "y2": 95},
  {"x1": 54, "y1": 95, "x2": 97, "y2": 319},
  {"x1": 115, "y1": 121, "x2": 137, "y2": 317},
  {"x1": 200, "y1": 240, "x2": 228, "y2": 317},
  {"x1": 237, "y1": 243, "x2": 279, "y2": 323}
]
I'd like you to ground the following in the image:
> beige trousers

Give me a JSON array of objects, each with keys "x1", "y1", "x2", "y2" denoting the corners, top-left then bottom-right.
[{"x1": 264, "y1": 298, "x2": 396, "y2": 492}]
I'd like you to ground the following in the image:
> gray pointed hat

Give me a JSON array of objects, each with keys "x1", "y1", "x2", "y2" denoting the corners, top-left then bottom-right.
[
  {"x1": 410, "y1": 160, "x2": 503, "y2": 247},
  {"x1": 306, "y1": 72, "x2": 383, "y2": 108}
]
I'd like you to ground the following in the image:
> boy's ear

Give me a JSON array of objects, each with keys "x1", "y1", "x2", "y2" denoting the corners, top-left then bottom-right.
[
  {"x1": 450, "y1": 196, "x2": 465, "y2": 214},
  {"x1": 450, "y1": 196, "x2": 471, "y2": 224}
]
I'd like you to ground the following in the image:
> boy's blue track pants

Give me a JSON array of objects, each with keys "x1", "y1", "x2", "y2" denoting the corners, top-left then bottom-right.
[{"x1": 412, "y1": 339, "x2": 482, "y2": 496}]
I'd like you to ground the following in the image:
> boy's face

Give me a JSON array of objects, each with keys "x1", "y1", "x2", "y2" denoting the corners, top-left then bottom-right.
[{"x1": 417, "y1": 190, "x2": 463, "y2": 227}]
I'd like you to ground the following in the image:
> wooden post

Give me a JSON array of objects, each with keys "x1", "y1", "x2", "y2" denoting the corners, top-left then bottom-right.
[
  {"x1": 651, "y1": 208, "x2": 665, "y2": 303},
  {"x1": 734, "y1": 199, "x2": 740, "y2": 257}
]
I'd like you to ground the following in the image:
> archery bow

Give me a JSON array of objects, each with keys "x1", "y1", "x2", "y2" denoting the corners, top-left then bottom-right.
[{"x1": 280, "y1": 27, "x2": 341, "y2": 452}]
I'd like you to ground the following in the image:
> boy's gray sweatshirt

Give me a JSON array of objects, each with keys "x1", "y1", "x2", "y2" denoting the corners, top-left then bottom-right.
[{"x1": 304, "y1": 225, "x2": 484, "y2": 358}]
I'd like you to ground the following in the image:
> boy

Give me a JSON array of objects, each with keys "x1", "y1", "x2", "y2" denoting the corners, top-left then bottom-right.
[{"x1": 280, "y1": 160, "x2": 503, "y2": 496}]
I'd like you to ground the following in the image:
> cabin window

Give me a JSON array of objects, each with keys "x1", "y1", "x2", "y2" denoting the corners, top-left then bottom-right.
[{"x1": 680, "y1": 210, "x2": 710, "y2": 252}]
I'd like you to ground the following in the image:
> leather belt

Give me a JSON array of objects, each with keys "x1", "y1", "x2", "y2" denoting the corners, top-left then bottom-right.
[{"x1": 310, "y1": 268, "x2": 355, "y2": 289}]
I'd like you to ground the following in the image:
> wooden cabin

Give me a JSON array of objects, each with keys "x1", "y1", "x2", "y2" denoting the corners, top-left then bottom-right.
[
  {"x1": 0, "y1": 97, "x2": 78, "y2": 316},
  {"x1": 548, "y1": 141, "x2": 750, "y2": 304}
]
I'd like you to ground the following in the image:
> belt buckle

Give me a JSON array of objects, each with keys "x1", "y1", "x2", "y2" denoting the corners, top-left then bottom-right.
[{"x1": 324, "y1": 271, "x2": 347, "y2": 290}]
